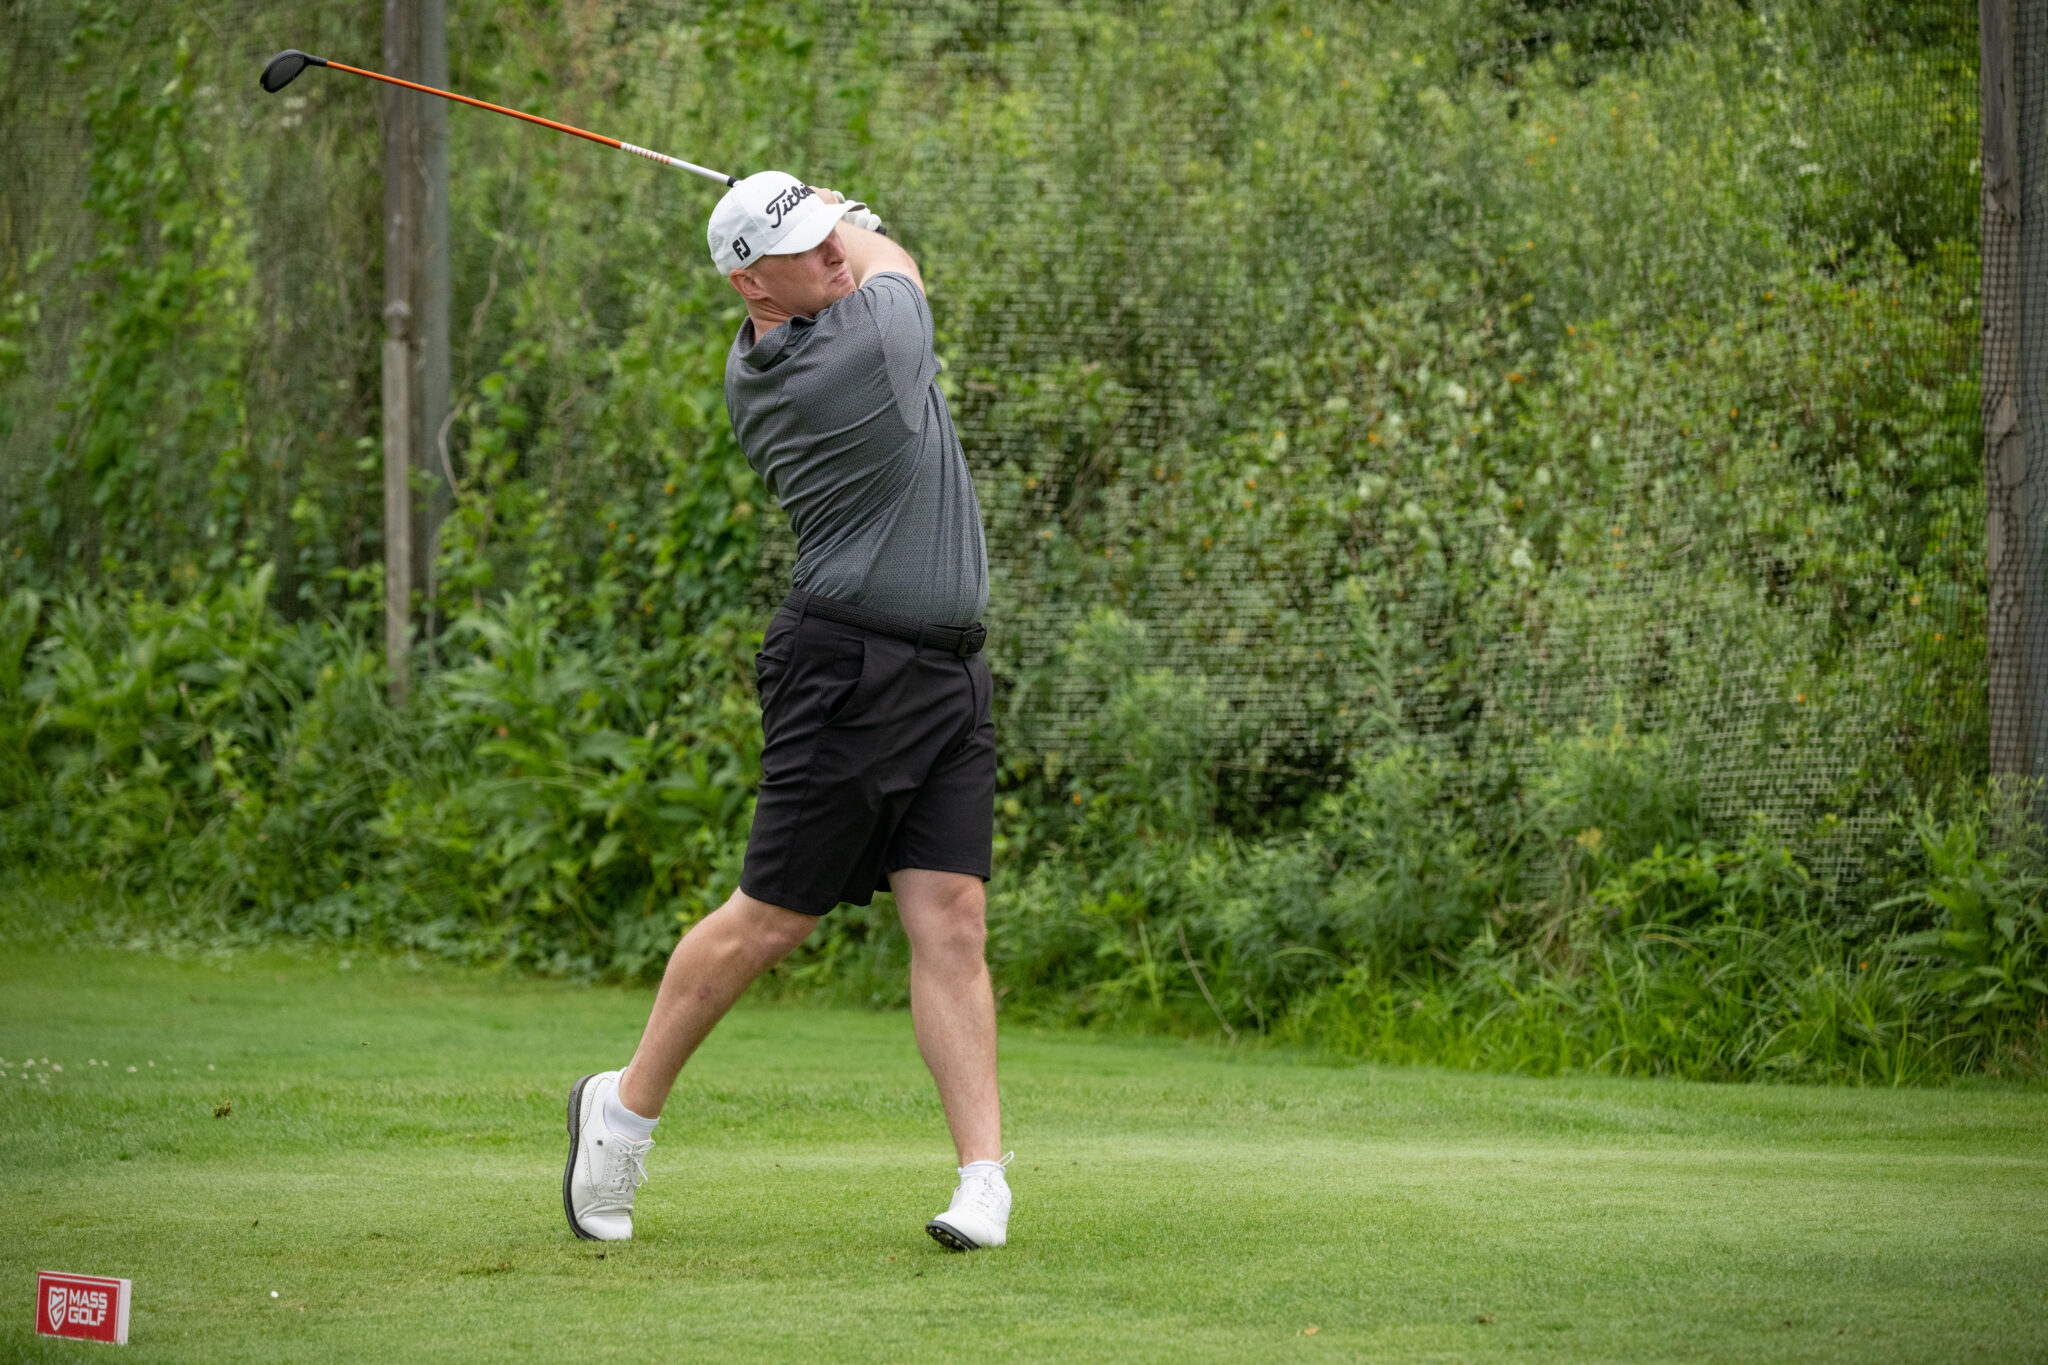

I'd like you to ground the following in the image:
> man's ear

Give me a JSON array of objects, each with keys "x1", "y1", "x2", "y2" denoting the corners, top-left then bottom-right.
[{"x1": 728, "y1": 267, "x2": 762, "y2": 302}]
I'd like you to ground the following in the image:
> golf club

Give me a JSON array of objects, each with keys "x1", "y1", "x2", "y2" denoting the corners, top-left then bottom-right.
[{"x1": 258, "y1": 48, "x2": 737, "y2": 187}]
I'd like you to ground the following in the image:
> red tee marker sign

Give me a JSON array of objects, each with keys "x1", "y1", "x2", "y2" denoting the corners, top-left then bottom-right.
[{"x1": 36, "y1": 1271, "x2": 131, "y2": 1345}]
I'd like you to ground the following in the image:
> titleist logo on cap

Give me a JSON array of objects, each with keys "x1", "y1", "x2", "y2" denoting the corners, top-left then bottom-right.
[{"x1": 764, "y1": 183, "x2": 815, "y2": 229}]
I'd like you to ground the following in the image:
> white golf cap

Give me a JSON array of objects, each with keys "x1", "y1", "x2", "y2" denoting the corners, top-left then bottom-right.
[{"x1": 707, "y1": 170, "x2": 851, "y2": 274}]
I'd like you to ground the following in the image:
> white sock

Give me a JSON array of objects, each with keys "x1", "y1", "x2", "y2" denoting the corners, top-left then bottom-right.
[
  {"x1": 604, "y1": 1079, "x2": 657, "y2": 1140},
  {"x1": 959, "y1": 1159, "x2": 1007, "y2": 1182}
]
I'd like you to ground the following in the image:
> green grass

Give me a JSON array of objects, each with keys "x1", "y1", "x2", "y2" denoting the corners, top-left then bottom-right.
[{"x1": 2, "y1": 939, "x2": 2044, "y2": 1363}]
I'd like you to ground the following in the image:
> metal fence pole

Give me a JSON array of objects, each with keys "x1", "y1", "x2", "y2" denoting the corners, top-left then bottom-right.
[
  {"x1": 1983, "y1": 0, "x2": 2022, "y2": 776},
  {"x1": 1983, "y1": 0, "x2": 2048, "y2": 812},
  {"x1": 2018, "y1": 0, "x2": 2048, "y2": 809}
]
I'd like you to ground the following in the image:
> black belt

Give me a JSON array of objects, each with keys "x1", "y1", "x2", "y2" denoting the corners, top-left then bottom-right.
[{"x1": 784, "y1": 589, "x2": 987, "y2": 658}]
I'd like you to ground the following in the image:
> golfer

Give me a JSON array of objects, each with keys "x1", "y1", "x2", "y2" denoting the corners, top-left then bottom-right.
[{"x1": 563, "y1": 172, "x2": 1009, "y2": 1252}]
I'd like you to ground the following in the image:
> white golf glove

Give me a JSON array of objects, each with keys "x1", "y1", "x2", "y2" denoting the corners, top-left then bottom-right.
[
  {"x1": 844, "y1": 202, "x2": 886, "y2": 234},
  {"x1": 827, "y1": 192, "x2": 885, "y2": 235}
]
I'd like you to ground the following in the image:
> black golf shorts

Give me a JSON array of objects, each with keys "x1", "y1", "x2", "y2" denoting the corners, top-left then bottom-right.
[{"x1": 741, "y1": 600, "x2": 996, "y2": 915}]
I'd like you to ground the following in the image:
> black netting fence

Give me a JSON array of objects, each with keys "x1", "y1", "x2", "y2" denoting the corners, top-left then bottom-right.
[{"x1": 0, "y1": 0, "x2": 1992, "y2": 907}]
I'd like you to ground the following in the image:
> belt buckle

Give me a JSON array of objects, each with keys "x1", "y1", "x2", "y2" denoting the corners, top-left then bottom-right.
[{"x1": 957, "y1": 624, "x2": 985, "y2": 658}]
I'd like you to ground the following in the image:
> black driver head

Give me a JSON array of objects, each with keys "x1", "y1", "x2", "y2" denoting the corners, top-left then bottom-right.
[{"x1": 259, "y1": 49, "x2": 325, "y2": 94}]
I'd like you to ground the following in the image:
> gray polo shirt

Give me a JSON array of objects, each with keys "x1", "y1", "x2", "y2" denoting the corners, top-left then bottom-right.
[{"x1": 724, "y1": 271, "x2": 988, "y2": 627}]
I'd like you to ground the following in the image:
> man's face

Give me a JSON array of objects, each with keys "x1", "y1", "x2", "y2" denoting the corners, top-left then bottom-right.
[{"x1": 733, "y1": 228, "x2": 854, "y2": 320}]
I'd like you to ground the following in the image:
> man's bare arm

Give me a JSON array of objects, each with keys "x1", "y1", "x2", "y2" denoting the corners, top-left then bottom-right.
[
  {"x1": 812, "y1": 188, "x2": 923, "y2": 293},
  {"x1": 838, "y1": 220, "x2": 923, "y2": 293}
]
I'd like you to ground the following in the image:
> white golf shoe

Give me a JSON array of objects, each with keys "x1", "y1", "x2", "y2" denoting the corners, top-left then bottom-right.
[
  {"x1": 925, "y1": 1152, "x2": 1014, "y2": 1251},
  {"x1": 563, "y1": 1071, "x2": 653, "y2": 1241}
]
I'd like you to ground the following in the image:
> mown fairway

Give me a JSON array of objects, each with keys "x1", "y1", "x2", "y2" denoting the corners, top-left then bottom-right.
[{"x1": 2, "y1": 942, "x2": 2044, "y2": 1363}]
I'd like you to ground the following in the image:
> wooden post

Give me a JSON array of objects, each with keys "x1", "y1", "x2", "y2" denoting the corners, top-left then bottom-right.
[
  {"x1": 382, "y1": 309, "x2": 412, "y2": 705},
  {"x1": 380, "y1": 0, "x2": 450, "y2": 700},
  {"x1": 382, "y1": 0, "x2": 416, "y2": 704},
  {"x1": 417, "y1": 0, "x2": 451, "y2": 628}
]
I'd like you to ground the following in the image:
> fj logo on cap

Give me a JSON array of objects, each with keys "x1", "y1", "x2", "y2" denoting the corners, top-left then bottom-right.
[{"x1": 733, "y1": 236, "x2": 751, "y2": 262}]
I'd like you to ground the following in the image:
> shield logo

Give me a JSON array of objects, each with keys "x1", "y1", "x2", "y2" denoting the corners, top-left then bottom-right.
[{"x1": 46, "y1": 1285, "x2": 67, "y2": 1328}]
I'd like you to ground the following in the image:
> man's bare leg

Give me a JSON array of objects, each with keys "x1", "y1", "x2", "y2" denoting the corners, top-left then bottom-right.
[
  {"x1": 616, "y1": 888, "x2": 817, "y2": 1118},
  {"x1": 891, "y1": 868, "x2": 1002, "y2": 1164}
]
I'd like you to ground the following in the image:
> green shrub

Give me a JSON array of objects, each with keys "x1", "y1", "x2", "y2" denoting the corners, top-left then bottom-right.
[
  {"x1": 370, "y1": 590, "x2": 761, "y2": 977},
  {"x1": 1, "y1": 567, "x2": 767, "y2": 977},
  {"x1": 1884, "y1": 812, "x2": 2048, "y2": 1064},
  {"x1": 5, "y1": 567, "x2": 398, "y2": 916}
]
